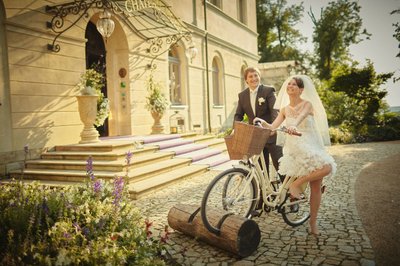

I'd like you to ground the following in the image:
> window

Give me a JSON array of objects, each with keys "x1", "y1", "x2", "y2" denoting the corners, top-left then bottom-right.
[
  {"x1": 237, "y1": 0, "x2": 247, "y2": 24},
  {"x1": 168, "y1": 49, "x2": 182, "y2": 105},
  {"x1": 212, "y1": 58, "x2": 224, "y2": 105},
  {"x1": 208, "y1": 0, "x2": 222, "y2": 9}
]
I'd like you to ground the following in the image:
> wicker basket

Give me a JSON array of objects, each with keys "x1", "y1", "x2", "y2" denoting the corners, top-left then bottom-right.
[{"x1": 224, "y1": 121, "x2": 271, "y2": 160}]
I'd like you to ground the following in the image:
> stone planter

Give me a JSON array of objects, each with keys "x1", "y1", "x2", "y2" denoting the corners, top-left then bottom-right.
[
  {"x1": 151, "y1": 111, "x2": 164, "y2": 134},
  {"x1": 76, "y1": 95, "x2": 100, "y2": 143}
]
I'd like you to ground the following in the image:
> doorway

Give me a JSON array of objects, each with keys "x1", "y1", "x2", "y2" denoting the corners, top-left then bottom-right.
[{"x1": 85, "y1": 21, "x2": 109, "y2": 137}]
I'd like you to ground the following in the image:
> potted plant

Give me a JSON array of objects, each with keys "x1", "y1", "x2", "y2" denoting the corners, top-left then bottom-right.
[
  {"x1": 75, "y1": 68, "x2": 110, "y2": 143},
  {"x1": 145, "y1": 73, "x2": 169, "y2": 134}
]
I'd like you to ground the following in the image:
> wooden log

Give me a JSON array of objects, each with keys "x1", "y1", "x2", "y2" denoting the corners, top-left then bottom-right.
[{"x1": 168, "y1": 204, "x2": 260, "y2": 257}]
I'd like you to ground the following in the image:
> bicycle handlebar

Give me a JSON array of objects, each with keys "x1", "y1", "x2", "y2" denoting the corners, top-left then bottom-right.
[
  {"x1": 254, "y1": 121, "x2": 302, "y2": 136},
  {"x1": 276, "y1": 126, "x2": 302, "y2": 136}
]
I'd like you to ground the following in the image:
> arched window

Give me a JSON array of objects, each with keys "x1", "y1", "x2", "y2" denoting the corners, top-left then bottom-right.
[
  {"x1": 212, "y1": 57, "x2": 224, "y2": 106},
  {"x1": 168, "y1": 48, "x2": 182, "y2": 105}
]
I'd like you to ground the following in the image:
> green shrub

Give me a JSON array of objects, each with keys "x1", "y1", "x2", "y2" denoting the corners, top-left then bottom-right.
[
  {"x1": 329, "y1": 126, "x2": 356, "y2": 144},
  {"x1": 0, "y1": 156, "x2": 168, "y2": 265}
]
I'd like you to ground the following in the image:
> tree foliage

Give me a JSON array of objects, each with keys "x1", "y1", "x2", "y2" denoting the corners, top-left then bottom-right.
[
  {"x1": 391, "y1": 8, "x2": 400, "y2": 82},
  {"x1": 309, "y1": 0, "x2": 370, "y2": 80},
  {"x1": 391, "y1": 8, "x2": 400, "y2": 58},
  {"x1": 257, "y1": 0, "x2": 306, "y2": 63},
  {"x1": 319, "y1": 62, "x2": 395, "y2": 141}
]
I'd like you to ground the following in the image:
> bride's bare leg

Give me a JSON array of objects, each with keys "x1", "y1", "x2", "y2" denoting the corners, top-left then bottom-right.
[
  {"x1": 289, "y1": 164, "x2": 332, "y2": 199},
  {"x1": 309, "y1": 179, "x2": 323, "y2": 235}
]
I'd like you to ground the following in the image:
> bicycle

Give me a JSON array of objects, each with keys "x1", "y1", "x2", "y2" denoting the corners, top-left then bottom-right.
[{"x1": 200, "y1": 122, "x2": 310, "y2": 235}]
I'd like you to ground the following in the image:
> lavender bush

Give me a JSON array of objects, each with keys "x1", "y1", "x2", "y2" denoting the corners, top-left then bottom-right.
[{"x1": 0, "y1": 154, "x2": 168, "y2": 265}]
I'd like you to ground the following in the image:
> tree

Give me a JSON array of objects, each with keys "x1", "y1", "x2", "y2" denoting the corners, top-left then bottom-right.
[
  {"x1": 323, "y1": 61, "x2": 393, "y2": 129},
  {"x1": 309, "y1": 0, "x2": 370, "y2": 80},
  {"x1": 391, "y1": 8, "x2": 400, "y2": 58},
  {"x1": 257, "y1": 0, "x2": 306, "y2": 63},
  {"x1": 391, "y1": 8, "x2": 400, "y2": 82}
]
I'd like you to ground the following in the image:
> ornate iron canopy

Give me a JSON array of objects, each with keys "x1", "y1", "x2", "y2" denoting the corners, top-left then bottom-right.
[{"x1": 46, "y1": 0, "x2": 193, "y2": 54}]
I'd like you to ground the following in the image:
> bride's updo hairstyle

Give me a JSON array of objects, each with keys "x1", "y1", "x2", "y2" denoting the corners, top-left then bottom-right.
[{"x1": 292, "y1": 77, "x2": 304, "y2": 89}]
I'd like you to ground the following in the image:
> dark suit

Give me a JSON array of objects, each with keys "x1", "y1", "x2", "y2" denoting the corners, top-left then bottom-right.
[{"x1": 234, "y1": 84, "x2": 283, "y2": 173}]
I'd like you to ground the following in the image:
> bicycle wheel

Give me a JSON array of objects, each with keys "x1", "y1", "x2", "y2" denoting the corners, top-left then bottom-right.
[
  {"x1": 201, "y1": 168, "x2": 258, "y2": 235},
  {"x1": 280, "y1": 184, "x2": 310, "y2": 227}
]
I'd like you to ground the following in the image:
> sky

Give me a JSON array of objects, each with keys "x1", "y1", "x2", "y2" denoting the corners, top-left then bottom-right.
[{"x1": 288, "y1": 0, "x2": 400, "y2": 106}]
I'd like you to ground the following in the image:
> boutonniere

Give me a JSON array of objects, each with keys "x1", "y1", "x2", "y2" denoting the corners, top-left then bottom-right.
[{"x1": 258, "y1": 97, "x2": 265, "y2": 105}]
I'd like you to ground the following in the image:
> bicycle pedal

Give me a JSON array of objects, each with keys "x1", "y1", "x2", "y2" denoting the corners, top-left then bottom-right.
[
  {"x1": 290, "y1": 203, "x2": 299, "y2": 213},
  {"x1": 263, "y1": 206, "x2": 271, "y2": 212}
]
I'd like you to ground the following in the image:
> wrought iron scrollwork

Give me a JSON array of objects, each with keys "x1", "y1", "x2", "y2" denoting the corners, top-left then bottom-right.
[{"x1": 45, "y1": 0, "x2": 194, "y2": 65}]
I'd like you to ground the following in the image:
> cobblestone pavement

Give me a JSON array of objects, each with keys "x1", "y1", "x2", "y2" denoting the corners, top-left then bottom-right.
[{"x1": 134, "y1": 141, "x2": 400, "y2": 265}]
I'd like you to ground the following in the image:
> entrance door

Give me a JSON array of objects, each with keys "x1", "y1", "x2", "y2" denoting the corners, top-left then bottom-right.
[{"x1": 85, "y1": 21, "x2": 109, "y2": 137}]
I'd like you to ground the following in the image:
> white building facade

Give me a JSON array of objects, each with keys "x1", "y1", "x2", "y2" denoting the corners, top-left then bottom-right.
[{"x1": 0, "y1": 0, "x2": 259, "y2": 174}]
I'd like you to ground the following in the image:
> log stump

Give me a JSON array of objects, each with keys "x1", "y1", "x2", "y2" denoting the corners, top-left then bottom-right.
[{"x1": 168, "y1": 204, "x2": 260, "y2": 257}]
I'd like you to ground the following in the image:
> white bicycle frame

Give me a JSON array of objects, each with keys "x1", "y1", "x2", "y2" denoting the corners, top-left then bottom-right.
[{"x1": 232, "y1": 152, "x2": 306, "y2": 211}]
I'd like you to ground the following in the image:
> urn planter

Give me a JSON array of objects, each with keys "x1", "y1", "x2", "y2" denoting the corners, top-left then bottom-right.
[
  {"x1": 151, "y1": 111, "x2": 164, "y2": 134},
  {"x1": 76, "y1": 95, "x2": 100, "y2": 143}
]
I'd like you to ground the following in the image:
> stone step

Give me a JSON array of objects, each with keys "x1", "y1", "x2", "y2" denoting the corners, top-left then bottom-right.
[
  {"x1": 193, "y1": 153, "x2": 231, "y2": 167},
  {"x1": 162, "y1": 143, "x2": 208, "y2": 155},
  {"x1": 210, "y1": 159, "x2": 240, "y2": 171},
  {"x1": 201, "y1": 137, "x2": 225, "y2": 146},
  {"x1": 150, "y1": 138, "x2": 194, "y2": 149},
  {"x1": 128, "y1": 164, "x2": 208, "y2": 199},
  {"x1": 9, "y1": 133, "x2": 229, "y2": 198},
  {"x1": 41, "y1": 145, "x2": 158, "y2": 161},
  {"x1": 175, "y1": 148, "x2": 222, "y2": 162},
  {"x1": 10, "y1": 157, "x2": 192, "y2": 183},
  {"x1": 186, "y1": 134, "x2": 217, "y2": 143},
  {"x1": 25, "y1": 151, "x2": 175, "y2": 172},
  {"x1": 54, "y1": 141, "x2": 135, "y2": 152},
  {"x1": 127, "y1": 158, "x2": 192, "y2": 183}
]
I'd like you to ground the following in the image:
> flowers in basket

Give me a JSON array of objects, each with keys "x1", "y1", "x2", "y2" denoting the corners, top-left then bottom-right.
[
  {"x1": 145, "y1": 73, "x2": 169, "y2": 116},
  {"x1": 75, "y1": 68, "x2": 110, "y2": 126}
]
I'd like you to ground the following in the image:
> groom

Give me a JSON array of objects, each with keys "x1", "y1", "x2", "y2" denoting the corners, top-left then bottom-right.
[{"x1": 234, "y1": 67, "x2": 283, "y2": 177}]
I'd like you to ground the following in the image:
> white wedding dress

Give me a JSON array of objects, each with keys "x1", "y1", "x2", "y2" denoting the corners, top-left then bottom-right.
[{"x1": 278, "y1": 104, "x2": 337, "y2": 178}]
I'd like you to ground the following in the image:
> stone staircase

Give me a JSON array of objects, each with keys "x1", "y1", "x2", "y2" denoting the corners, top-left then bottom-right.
[{"x1": 9, "y1": 132, "x2": 237, "y2": 199}]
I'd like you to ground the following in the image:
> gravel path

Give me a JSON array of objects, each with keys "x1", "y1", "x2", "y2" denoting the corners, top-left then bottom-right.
[{"x1": 134, "y1": 141, "x2": 400, "y2": 265}]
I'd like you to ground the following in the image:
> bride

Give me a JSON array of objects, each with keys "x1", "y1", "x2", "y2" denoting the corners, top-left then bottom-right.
[{"x1": 254, "y1": 75, "x2": 336, "y2": 235}]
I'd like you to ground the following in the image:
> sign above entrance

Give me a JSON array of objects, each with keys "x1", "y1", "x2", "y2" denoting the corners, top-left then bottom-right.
[
  {"x1": 46, "y1": 0, "x2": 193, "y2": 54},
  {"x1": 125, "y1": 0, "x2": 158, "y2": 12}
]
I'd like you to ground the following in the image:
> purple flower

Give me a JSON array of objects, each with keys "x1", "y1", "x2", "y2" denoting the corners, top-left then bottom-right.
[
  {"x1": 86, "y1": 156, "x2": 95, "y2": 181},
  {"x1": 63, "y1": 232, "x2": 71, "y2": 239},
  {"x1": 125, "y1": 150, "x2": 133, "y2": 165},
  {"x1": 93, "y1": 179, "x2": 102, "y2": 193},
  {"x1": 112, "y1": 176, "x2": 124, "y2": 206}
]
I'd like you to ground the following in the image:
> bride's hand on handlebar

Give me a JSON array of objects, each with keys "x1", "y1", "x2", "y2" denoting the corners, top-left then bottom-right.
[{"x1": 286, "y1": 126, "x2": 299, "y2": 135}]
